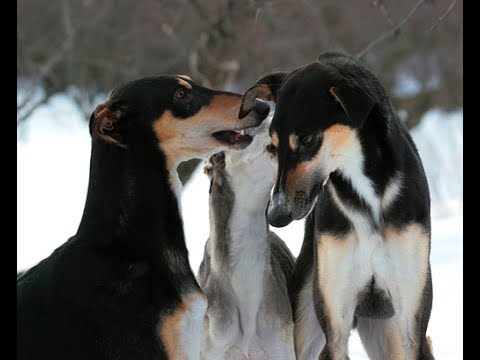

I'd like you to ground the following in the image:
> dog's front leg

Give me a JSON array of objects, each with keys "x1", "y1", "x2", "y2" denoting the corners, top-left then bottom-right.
[
  {"x1": 159, "y1": 292, "x2": 208, "y2": 360},
  {"x1": 313, "y1": 233, "x2": 360, "y2": 360}
]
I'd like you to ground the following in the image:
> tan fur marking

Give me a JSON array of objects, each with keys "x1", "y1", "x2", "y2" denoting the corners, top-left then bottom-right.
[
  {"x1": 159, "y1": 302, "x2": 188, "y2": 359},
  {"x1": 178, "y1": 78, "x2": 192, "y2": 90},
  {"x1": 384, "y1": 322, "x2": 407, "y2": 360},
  {"x1": 427, "y1": 336, "x2": 433, "y2": 353},
  {"x1": 154, "y1": 94, "x2": 255, "y2": 170},
  {"x1": 316, "y1": 232, "x2": 356, "y2": 327},
  {"x1": 289, "y1": 133, "x2": 298, "y2": 152},
  {"x1": 323, "y1": 125, "x2": 357, "y2": 157},
  {"x1": 271, "y1": 132, "x2": 279, "y2": 148},
  {"x1": 293, "y1": 125, "x2": 356, "y2": 175},
  {"x1": 384, "y1": 223, "x2": 430, "y2": 326},
  {"x1": 283, "y1": 125, "x2": 357, "y2": 203}
]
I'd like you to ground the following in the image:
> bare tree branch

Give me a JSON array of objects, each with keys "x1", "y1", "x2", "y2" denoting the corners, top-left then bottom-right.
[
  {"x1": 17, "y1": 0, "x2": 75, "y2": 121},
  {"x1": 356, "y1": 0, "x2": 427, "y2": 59},
  {"x1": 372, "y1": 0, "x2": 395, "y2": 27},
  {"x1": 427, "y1": 0, "x2": 457, "y2": 33},
  {"x1": 17, "y1": 96, "x2": 49, "y2": 125}
]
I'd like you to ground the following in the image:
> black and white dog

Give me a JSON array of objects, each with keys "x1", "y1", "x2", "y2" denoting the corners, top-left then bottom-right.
[
  {"x1": 240, "y1": 52, "x2": 434, "y2": 359},
  {"x1": 198, "y1": 112, "x2": 296, "y2": 359}
]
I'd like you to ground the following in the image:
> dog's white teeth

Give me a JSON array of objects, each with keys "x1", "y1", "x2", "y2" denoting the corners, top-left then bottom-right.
[{"x1": 240, "y1": 129, "x2": 245, "y2": 135}]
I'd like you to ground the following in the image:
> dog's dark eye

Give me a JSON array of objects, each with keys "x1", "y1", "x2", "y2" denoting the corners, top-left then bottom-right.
[
  {"x1": 266, "y1": 144, "x2": 277, "y2": 155},
  {"x1": 174, "y1": 88, "x2": 187, "y2": 100},
  {"x1": 301, "y1": 134, "x2": 314, "y2": 145}
]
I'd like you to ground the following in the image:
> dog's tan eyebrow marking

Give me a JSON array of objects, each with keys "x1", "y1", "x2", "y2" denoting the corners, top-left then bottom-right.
[
  {"x1": 271, "y1": 131, "x2": 279, "y2": 148},
  {"x1": 289, "y1": 133, "x2": 299, "y2": 152},
  {"x1": 177, "y1": 74, "x2": 192, "y2": 80},
  {"x1": 177, "y1": 78, "x2": 192, "y2": 90}
]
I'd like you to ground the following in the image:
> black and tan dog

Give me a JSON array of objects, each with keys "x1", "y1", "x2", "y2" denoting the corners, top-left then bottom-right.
[
  {"x1": 17, "y1": 75, "x2": 269, "y2": 360},
  {"x1": 240, "y1": 52, "x2": 434, "y2": 360}
]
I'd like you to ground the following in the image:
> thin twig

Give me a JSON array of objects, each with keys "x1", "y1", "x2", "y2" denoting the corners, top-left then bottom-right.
[
  {"x1": 427, "y1": 0, "x2": 457, "y2": 33},
  {"x1": 17, "y1": 0, "x2": 75, "y2": 118},
  {"x1": 356, "y1": 0, "x2": 427, "y2": 59},
  {"x1": 17, "y1": 96, "x2": 48, "y2": 124},
  {"x1": 372, "y1": 0, "x2": 395, "y2": 27}
]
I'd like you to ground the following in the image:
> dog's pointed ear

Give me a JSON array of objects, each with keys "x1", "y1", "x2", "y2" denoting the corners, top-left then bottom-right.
[
  {"x1": 89, "y1": 101, "x2": 125, "y2": 146},
  {"x1": 239, "y1": 72, "x2": 287, "y2": 119},
  {"x1": 328, "y1": 83, "x2": 375, "y2": 126}
]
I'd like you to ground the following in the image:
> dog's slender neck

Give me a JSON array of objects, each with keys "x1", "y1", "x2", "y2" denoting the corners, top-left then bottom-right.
[
  {"x1": 207, "y1": 159, "x2": 272, "y2": 355},
  {"x1": 208, "y1": 164, "x2": 271, "y2": 271},
  {"x1": 77, "y1": 138, "x2": 196, "y2": 288}
]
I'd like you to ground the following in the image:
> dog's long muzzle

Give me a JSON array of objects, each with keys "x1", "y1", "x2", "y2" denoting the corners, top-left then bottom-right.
[{"x1": 267, "y1": 192, "x2": 292, "y2": 228}]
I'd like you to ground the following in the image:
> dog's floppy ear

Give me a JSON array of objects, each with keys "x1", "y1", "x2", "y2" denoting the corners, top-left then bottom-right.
[
  {"x1": 239, "y1": 72, "x2": 287, "y2": 119},
  {"x1": 89, "y1": 101, "x2": 125, "y2": 146},
  {"x1": 328, "y1": 83, "x2": 375, "y2": 126}
]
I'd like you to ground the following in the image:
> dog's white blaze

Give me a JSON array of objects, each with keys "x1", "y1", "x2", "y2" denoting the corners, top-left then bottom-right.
[
  {"x1": 180, "y1": 294, "x2": 208, "y2": 360},
  {"x1": 336, "y1": 160, "x2": 381, "y2": 225},
  {"x1": 315, "y1": 126, "x2": 381, "y2": 223},
  {"x1": 294, "y1": 272, "x2": 326, "y2": 360},
  {"x1": 381, "y1": 172, "x2": 404, "y2": 211}
]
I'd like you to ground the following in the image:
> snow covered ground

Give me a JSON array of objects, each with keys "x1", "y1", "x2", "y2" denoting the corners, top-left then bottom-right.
[{"x1": 17, "y1": 94, "x2": 462, "y2": 359}]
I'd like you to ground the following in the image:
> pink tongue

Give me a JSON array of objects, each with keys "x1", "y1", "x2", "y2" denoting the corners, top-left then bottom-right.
[{"x1": 233, "y1": 132, "x2": 243, "y2": 141}]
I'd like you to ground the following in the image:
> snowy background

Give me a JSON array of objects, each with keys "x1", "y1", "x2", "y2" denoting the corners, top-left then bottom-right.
[{"x1": 17, "y1": 94, "x2": 462, "y2": 359}]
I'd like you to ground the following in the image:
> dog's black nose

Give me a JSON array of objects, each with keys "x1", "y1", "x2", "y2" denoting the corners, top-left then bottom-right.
[
  {"x1": 253, "y1": 100, "x2": 270, "y2": 120},
  {"x1": 267, "y1": 192, "x2": 292, "y2": 228}
]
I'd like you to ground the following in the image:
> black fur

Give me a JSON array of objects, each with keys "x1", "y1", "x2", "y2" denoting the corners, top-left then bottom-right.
[{"x1": 354, "y1": 277, "x2": 395, "y2": 319}]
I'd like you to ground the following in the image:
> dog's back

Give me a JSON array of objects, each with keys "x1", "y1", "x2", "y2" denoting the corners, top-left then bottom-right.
[{"x1": 17, "y1": 238, "x2": 165, "y2": 359}]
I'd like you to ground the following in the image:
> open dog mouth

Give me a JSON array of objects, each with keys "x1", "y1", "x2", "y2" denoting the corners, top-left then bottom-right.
[{"x1": 212, "y1": 127, "x2": 258, "y2": 148}]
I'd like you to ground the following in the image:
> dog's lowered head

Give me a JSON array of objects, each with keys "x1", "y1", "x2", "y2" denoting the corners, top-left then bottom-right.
[{"x1": 239, "y1": 53, "x2": 376, "y2": 227}]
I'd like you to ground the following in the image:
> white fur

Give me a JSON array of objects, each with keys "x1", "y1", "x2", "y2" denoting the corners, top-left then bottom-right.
[
  {"x1": 381, "y1": 172, "x2": 404, "y2": 211},
  {"x1": 334, "y1": 138, "x2": 381, "y2": 224},
  {"x1": 181, "y1": 294, "x2": 208, "y2": 360},
  {"x1": 169, "y1": 168, "x2": 183, "y2": 201}
]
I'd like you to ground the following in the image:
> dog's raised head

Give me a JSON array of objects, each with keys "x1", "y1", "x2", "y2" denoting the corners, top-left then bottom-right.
[
  {"x1": 89, "y1": 75, "x2": 270, "y2": 169},
  {"x1": 205, "y1": 104, "x2": 276, "y2": 198},
  {"x1": 239, "y1": 53, "x2": 376, "y2": 227}
]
